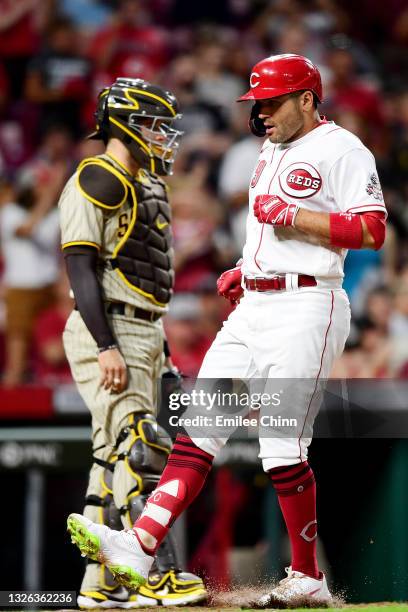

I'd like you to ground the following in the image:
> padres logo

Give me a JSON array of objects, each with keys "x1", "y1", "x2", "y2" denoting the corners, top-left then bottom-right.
[{"x1": 279, "y1": 162, "x2": 322, "y2": 199}]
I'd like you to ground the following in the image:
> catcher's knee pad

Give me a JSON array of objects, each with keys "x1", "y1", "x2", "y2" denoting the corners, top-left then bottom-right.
[{"x1": 112, "y1": 413, "x2": 172, "y2": 527}]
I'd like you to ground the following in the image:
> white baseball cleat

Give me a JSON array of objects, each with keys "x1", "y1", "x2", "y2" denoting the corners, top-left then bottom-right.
[
  {"x1": 254, "y1": 566, "x2": 332, "y2": 608},
  {"x1": 67, "y1": 513, "x2": 154, "y2": 589}
]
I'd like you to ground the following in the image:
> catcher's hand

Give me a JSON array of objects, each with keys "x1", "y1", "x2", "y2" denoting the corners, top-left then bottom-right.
[
  {"x1": 98, "y1": 348, "x2": 128, "y2": 392},
  {"x1": 217, "y1": 266, "x2": 243, "y2": 305},
  {"x1": 254, "y1": 194, "x2": 299, "y2": 226}
]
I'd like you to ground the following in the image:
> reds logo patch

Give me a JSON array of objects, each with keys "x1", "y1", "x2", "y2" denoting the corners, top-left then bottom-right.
[
  {"x1": 279, "y1": 162, "x2": 322, "y2": 198},
  {"x1": 251, "y1": 160, "x2": 266, "y2": 187}
]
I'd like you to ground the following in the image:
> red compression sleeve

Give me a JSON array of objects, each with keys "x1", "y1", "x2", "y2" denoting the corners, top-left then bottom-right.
[
  {"x1": 363, "y1": 212, "x2": 386, "y2": 250},
  {"x1": 329, "y1": 212, "x2": 363, "y2": 249}
]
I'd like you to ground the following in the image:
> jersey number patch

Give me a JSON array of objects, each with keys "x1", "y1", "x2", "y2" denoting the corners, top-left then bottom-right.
[{"x1": 251, "y1": 160, "x2": 267, "y2": 188}]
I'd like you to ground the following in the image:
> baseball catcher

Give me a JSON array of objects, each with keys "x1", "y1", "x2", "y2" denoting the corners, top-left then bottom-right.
[{"x1": 60, "y1": 78, "x2": 206, "y2": 608}]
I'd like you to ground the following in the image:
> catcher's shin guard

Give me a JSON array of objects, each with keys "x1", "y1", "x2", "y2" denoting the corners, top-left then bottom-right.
[
  {"x1": 113, "y1": 413, "x2": 172, "y2": 528},
  {"x1": 85, "y1": 451, "x2": 122, "y2": 529},
  {"x1": 113, "y1": 413, "x2": 179, "y2": 571},
  {"x1": 79, "y1": 452, "x2": 127, "y2": 607}
]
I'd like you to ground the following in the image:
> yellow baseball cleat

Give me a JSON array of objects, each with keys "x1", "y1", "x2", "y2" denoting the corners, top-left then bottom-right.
[
  {"x1": 134, "y1": 569, "x2": 207, "y2": 606},
  {"x1": 77, "y1": 569, "x2": 207, "y2": 609}
]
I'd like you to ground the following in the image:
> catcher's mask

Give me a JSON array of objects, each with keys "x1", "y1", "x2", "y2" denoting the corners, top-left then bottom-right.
[
  {"x1": 238, "y1": 54, "x2": 323, "y2": 138},
  {"x1": 88, "y1": 77, "x2": 183, "y2": 176}
]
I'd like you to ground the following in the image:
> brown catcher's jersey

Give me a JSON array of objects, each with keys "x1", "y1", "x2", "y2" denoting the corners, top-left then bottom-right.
[{"x1": 58, "y1": 153, "x2": 174, "y2": 313}]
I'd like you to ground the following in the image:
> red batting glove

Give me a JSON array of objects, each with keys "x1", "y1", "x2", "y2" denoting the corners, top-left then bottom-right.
[
  {"x1": 254, "y1": 194, "x2": 299, "y2": 226},
  {"x1": 217, "y1": 266, "x2": 243, "y2": 305}
]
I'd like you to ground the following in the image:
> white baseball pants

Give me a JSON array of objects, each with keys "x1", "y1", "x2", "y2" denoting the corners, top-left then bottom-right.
[{"x1": 191, "y1": 287, "x2": 350, "y2": 470}]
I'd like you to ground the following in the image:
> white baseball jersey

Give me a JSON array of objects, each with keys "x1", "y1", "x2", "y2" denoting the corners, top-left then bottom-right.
[{"x1": 242, "y1": 121, "x2": 387, "y2": 279}]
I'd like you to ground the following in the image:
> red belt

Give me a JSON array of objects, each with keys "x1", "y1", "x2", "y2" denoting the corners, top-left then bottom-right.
[{"x1": 244, "y1": 274, "x2": 317, "y2": 292}]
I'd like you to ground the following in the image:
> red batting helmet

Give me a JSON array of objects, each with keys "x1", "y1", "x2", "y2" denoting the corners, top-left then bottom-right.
[
  {"x1": 238, "y1": 54, "x2": 323, "y2": 103},
  {"x1": 238, "y1": 54, "x2": 323, "y2": 137}
]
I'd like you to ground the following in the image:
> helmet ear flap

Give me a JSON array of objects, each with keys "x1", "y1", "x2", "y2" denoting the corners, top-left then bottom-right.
[
  {"x1": 94, "y1": 90, "x2": 109, "y2": 134},
  {"x1": 99, "y1": 93, "x2": 109, "y2": 126},
  {"x1": 87, "y1": 89, "x2": 110, "y2": 141},
  {"x1": 249, "y1": 102, "x2": 266, "y2": 137}
]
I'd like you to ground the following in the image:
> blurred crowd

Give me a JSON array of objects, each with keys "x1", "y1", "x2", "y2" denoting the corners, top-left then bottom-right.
[{"x1": 0, "y1": 0, "x2": 408, "y2": 387}]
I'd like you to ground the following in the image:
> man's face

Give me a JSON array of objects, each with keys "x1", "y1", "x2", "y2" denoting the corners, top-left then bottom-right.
[
  {"x1": 140, "y1": 118, "x2": 175, "y2": 160},
  {"x1": 134, "y1": 117, "x2": 183, "y2": 167},
  {"x1": 258, "y1": 93, "x2": 305, "y2": 144}
]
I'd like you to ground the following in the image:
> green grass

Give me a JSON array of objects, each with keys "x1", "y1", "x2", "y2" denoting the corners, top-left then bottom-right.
[
  {"x1": 332, "y1": 607, "x2": 408, "y2": 612},
  {"x1": 286, "y1": 603, "x2": 408, "y2": 612},
  {"x1": 291, "y1": 607, "x2": 408, "y2": 612}
]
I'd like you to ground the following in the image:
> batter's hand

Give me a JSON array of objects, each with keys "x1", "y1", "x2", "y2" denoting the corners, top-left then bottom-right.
[
  {"x1": 98, "y1": 348, "x2": 128, "y2": 392},
  {"x1": 254, "y1": 194, "x2": 299, "y2": 227},
  {"x1": 217, "y1": 266, "x2": 243, "y2": 304}
]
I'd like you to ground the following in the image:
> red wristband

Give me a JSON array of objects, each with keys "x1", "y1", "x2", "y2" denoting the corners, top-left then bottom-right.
[{"x1": 329, "y1": 212, "x2": 363, "y2": 249}]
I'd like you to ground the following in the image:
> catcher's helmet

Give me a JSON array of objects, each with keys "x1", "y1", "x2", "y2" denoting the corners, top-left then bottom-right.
[
  {"x1": 238, "y1": 54, "x2": 323, "y2": 137},
  {"x1": 89, "y1": 78, "x2": 183, "y2": 175}
]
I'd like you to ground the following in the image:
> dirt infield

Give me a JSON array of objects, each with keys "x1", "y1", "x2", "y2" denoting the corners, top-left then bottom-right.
[
  {"x1": 28, "y1": 602, "x2": 408, "y2": 612},
  {"x1": 207, "y1": 584, "x2": 345, "y2": 609},
  {"x1": 11, "y1": 600, "x2": 408, "y2": 612}
]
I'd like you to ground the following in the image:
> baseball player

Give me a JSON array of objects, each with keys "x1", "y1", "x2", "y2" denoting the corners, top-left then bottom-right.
[
  {"x1": 67, "y1": 56, "x2": 387, "y2": 606},
  {"x1": 60, "y1": 78, "x2": 206, "y2": 608}
]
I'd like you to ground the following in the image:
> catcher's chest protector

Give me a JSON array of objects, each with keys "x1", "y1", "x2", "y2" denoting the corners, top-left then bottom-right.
[{"x1": 111, "y1": 167, "x2": 175, "y2": 305}]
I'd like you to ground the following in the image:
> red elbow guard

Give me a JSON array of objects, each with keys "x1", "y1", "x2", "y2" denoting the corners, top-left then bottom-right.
[
  {"x1": 329, "y1": 212, "x2": 363, "y2": 249},
  {"x1": 363, "y1": 212, "x2": 386, "y2": 250}
]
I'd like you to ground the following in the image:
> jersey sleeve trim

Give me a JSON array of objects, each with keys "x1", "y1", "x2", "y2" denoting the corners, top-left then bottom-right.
[
  {"x1": 346, "y1": 204, "x2": 387, "y2": 216},
  {"x1": 76, "y1": 157, "x2": 129, "y2": 210},
  {"x1": 62, "y1": 240, "x2": 101, "y2": 251}
]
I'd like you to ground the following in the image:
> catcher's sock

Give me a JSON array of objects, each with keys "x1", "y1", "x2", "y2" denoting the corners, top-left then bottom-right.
[
  {"x1": 133, "y1": 434, "x2": 213, "y2": 554},
  {"x1": 269, "y1": 461, "x2": 319, "y2": 579}
]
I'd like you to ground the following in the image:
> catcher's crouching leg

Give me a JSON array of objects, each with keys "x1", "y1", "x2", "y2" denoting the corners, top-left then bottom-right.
[{"x1": 113, "y1": 413, "x2": 207, "y2": 606}]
